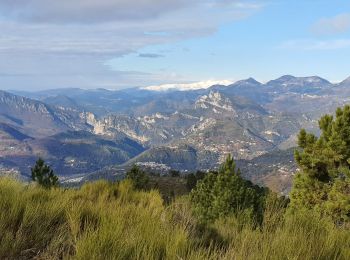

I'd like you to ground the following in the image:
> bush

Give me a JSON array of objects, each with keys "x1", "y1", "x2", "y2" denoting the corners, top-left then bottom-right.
[
  {"x1": 125, "y1": 165, "x2": 150, "y2": 190},
  {"x1": 186, "y1": 170, "x2": 206, "y2": 191},
  {"x1": 0, "y1": 176, "x2": 349, "y2": 259},
  {"x1": 213, "y1": 209, "x2": 350, "y2": 260},
  {"x1": 0, "y1": 177, "x2": 201, "y2": 259}
]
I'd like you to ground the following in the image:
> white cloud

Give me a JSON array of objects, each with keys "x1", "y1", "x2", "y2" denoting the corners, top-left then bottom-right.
[
  {"x1": 0, "y1": 0, "x2": 191, "y2": 23},
  {"x1": 0, "y1": 0, "x2": 262, "y2": 57},
  {"x1": 280, "y1": 39, "x2": 350, "y2": 50},
  {"x1": 141, "y1": 79, "x2": 233, "y2": 91},
  {"x1": 0, "y1": 1, "x2": 263, "y2": 89},
  {"x1": 281, "y1": 13, "x2": 350, "y2": 52},
  {"x1": 311, "y1": 13, "x2": 350, "y2": 35},
  {"x1": 0, "y1": 0, "x2": 262, "y2": 24},
  {"x1": 0, "y1": 52, "x2": 158, "y2": 90}
]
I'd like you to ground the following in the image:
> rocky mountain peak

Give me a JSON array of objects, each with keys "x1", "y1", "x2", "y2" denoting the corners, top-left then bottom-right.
[
  {"x1": 267, "y1": 75, "x2": 331, "y2": 88},
  {"x1": 276, "y1": 75, "x2": 296, "y2": 81},
  {"x1": 236, "y1": 77, "x2": 261, "y2": 86},
  {"x1": 195, "y1": 91, "x2": 235, "y2": 113}
]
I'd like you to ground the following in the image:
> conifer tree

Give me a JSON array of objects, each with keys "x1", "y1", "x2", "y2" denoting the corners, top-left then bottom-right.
[
  {"x1": 31, "y1": 158, "x2": 59, "y2": 188},
  {"x1": 290, "y1": 105, "x2": 350, "y2": 223},
  {"x1": 190, "y1": 155, "x2": 267, "y2": 223}
]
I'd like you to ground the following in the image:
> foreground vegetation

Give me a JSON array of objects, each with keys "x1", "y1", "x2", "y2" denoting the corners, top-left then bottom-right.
[
  {"x1": 1, "y1": 105, "x2": 350, "y2": 259},
  {"x1": 0, "y1": 176, "x2": 349, "y2": 259}
]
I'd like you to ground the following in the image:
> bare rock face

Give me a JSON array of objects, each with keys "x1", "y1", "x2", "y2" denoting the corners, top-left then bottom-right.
[{"x1": 195, "y1": 91, "x2": 236, "y2": 115}]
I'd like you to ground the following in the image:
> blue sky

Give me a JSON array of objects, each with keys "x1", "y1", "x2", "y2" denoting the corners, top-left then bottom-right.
[{"x1": 0, "y1": 0, "x2": 350, "y2": 90}]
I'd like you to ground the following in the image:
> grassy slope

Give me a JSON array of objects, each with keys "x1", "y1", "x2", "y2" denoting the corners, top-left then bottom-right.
[{"x1": 0, "y1": 177, "x2": 349, "y2": 259}]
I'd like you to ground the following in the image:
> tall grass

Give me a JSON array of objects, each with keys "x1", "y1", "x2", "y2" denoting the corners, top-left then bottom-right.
[{"x1": 0, "y1": 177, "x2": 349, "y2": 259}]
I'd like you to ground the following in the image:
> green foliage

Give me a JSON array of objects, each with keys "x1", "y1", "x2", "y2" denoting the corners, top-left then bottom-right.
[
  {"x1": 186, "y1": 173, "x2": 197, "y2": 190},
  {"x1": 290, "y1": 105, "x2": 350, "y2": 223},
  {"x1": 212, "y1": 209, "x2": 350, "y2": 260},
  {"x1": 31, "y1": 158, "x2": 59, "y2": 188},
  {"x1": 169, "y1": 169, "x2": 180, "y2": 177},
  {"x1": 1, "y1": 177, "x2": 349, "y2": 259},
  {"x1": 190, "y1": 155, "x2": 268, "y2": 223},
  {"x1": 186, "y1": 170, "x2": 206, "y2": 191},
  {"x1": 0, "y1": 177, "x2": 198, "y2": 259},
  {"x1": 125, "y1": 164, "x2": 150, "y2": 190},
  {"x1": 147, "y1": 175, "x2": 189, "y2": 203}
]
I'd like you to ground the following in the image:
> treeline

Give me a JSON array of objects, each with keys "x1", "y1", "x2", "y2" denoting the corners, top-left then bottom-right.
[{"x1": 1, "y1": 106, "x2": 350, "y2": 259}]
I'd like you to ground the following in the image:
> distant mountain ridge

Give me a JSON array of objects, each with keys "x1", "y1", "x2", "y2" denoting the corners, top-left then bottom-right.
[
  {"x1": 0, "y1": 90, "x2": 90, "y2": 137},
  {"x1": 0, "y1": 90, "x2": 146, "y2": 177},
  {"x1": 1, "y1": 74, "x2": 350, "y2": 193}
]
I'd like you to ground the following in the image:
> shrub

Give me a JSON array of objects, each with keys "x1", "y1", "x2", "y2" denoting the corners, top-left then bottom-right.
[
  {"x1": 125, "y1": 165, "x2": 150, "y2": 190},
  {"x1": 0, "y1": 176, "x2": 349, "y2": 259},
  {"x1": 169, "y1": 170, "x2": 180, "y2": 177},
  {"x1": 0, "y1": 177, "x2": 199, "y2": 259},
  {"x1": 186, "y1": 170, "x2": 206, "y2": 191}
]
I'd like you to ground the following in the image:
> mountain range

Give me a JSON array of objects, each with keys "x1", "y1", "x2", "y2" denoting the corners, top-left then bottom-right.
[{"x1": 2, "y1": 75, "x2": 350, "y2": 193}]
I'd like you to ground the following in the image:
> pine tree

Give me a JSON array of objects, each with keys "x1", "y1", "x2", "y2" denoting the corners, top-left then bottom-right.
[
  {"x1": 31, "y1": 158, "x2": 59, "y2": 188},
  {"x1": 190, "y1": 155, "x2": 267, "y2": 223},
  {"x1": 290, "y1": 105, "x2": 350, "y2": 223}
]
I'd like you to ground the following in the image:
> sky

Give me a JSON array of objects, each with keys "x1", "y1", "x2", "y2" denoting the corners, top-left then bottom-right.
[{"x1": 0, "y1": 0, "x2": 350, "y2": 90}]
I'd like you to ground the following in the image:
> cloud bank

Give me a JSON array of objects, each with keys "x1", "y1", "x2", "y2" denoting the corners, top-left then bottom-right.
[
  {"x1": 0, "y1": 0, "x2": 262, "y2": 89},
  {"x1": 0, "y1": 0, "x2": 191, "y2": 23}
]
